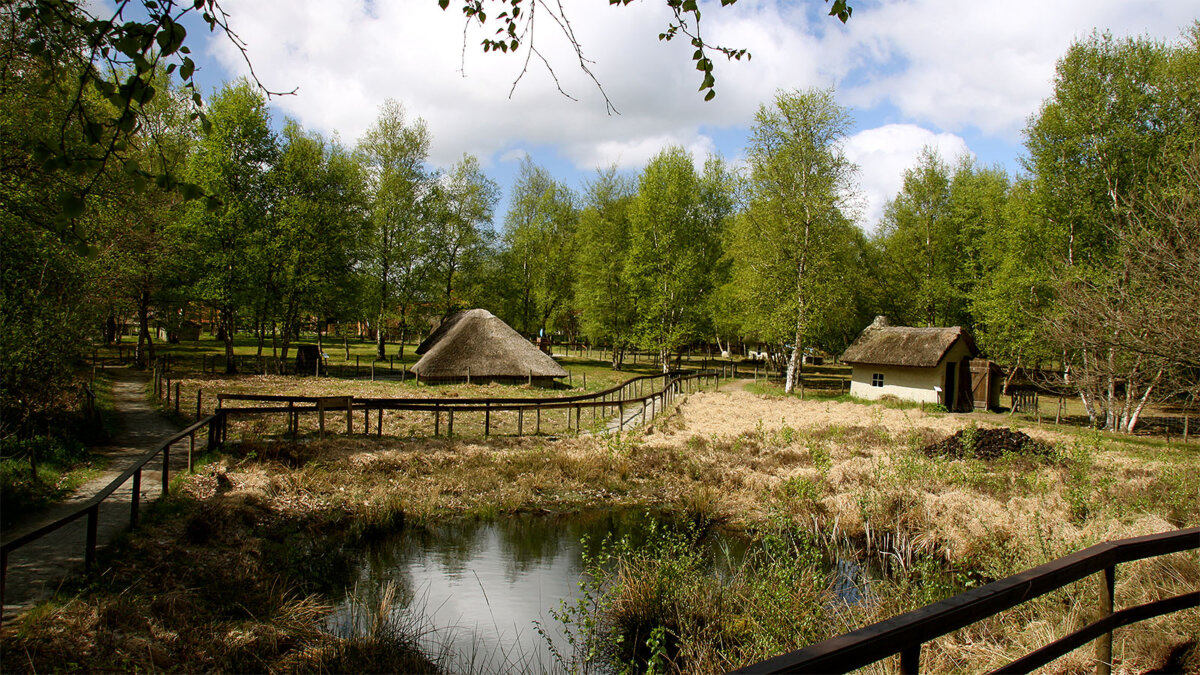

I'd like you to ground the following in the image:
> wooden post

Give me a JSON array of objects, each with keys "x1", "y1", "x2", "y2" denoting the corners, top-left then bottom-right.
[
  {"x1": 575, "y1": 404, "x2": 580, "y2": 432},
  {"x1": 448, "y1": 409, "x2": 454, "y2": 437},
  {"x1": 130, "y1": 469, "x2": 141, "y2": 528},
  {"x1": 364, "y1": 406, "x2": 370, "y2": 434},
  {"x1": 319, "y1": 400, "x2": 326, "y2": 439},
  {"x1": 484, "y1": 402, "x2": 491, "y2": 437},
  {"x1": 899, "y1": 645, "x2": 921, "y2": 675},
  {"x1": 536, "y1": 406, "x2": 541, "y2": 435},
  {"x1": 196, "y1": 389, "x2": 203, "y2": 421},
  {"x1": 518, "y1": 408, "x2": 524, "y2": 436},
  {"x1": 85, "y1": 505, "x2": 98, "y2": 569},
  {"x1": 1096, "y1": 565, "x2": 1116, "y2": 675},
  {"x1": 434, "y1": 407, "x2": 440, "y2": 436},
  {"x1": 371, "y1": 361, "x2": 375, "y2": 381},
  {"x1": 356, "y1": 355, "x2": 360, "y2": 378},
  {"x1": 583, "y1": 372, "x2": 586, "y2": 388},
  {"x1": 346, "y1": 397, "x2": 353, "y2": 434},
  {"x1": 174, "y1": 382, "x2": 180, "y2": 414},
  {"x1": 377, "y1": 408, "x2": 382, "y2": 437}
]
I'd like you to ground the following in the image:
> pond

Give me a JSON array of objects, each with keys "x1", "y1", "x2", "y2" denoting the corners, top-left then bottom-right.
[{"x1": 328, "y1": 510, "x2": 870, "y2": 673}]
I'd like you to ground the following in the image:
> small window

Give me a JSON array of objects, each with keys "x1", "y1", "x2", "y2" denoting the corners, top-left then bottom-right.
[{"x1": 871, "y1": 373, "x2": 884, "y2": 388}]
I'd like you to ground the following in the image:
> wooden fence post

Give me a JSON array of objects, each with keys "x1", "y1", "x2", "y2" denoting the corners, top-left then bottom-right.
[
  {"x1": 484, "y1": 402, "x2": 490, "y2": 437},
  {"x1": 130, "y1": 469, "x2": 141, "y2": 528},
  {"x1": 434, "y1": 406, "x2": 440, "y2": 436},
  {"x1": 448, "y1": 409, "x2": 454, "y2": 437},
  {"x1": 196, "y1": 389, "x2": 203, "y2": 421},
  {"x1": 346, "y1": 397, "x2": 353, "y2": 435},
  {"x1": 174, "y1": 382, "x2": 180, "y2": 414},
  {"x1": 1096, "y1": 565, "x2": 1116, "y2": 675},
  {"x1": 518, "y1": 407, "x2": 524, "y2": 436},
  {"x1": 85, "y1": 505, "x2": 98, "y2": 570}
]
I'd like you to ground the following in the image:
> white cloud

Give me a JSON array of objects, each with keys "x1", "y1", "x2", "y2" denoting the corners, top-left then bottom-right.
[
  {"x1": 831, "y1": 0, "x2": 1199, "y2": 137},
  {"x1": 843, "y1": 124, "x2": 971, "y2": 230},
  {"x1": 200, "y1": 0, "x2": 1196, "y2": 189}
]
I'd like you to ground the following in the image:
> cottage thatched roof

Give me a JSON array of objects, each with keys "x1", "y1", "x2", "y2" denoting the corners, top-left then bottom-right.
[
  {"x1": 411, "y1": 309, "x2": 567, "y2": 379},
  {"x1": 841, "y1": 316, "x2": 977, "y2": 368}
]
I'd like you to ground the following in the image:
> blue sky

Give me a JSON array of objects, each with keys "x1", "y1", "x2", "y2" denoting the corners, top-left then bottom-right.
[{"x1": 169, "y1": 0, "x2": 1196, "y2": 230}]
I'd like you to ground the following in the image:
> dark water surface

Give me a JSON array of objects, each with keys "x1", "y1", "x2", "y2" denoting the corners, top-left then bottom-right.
[{"x1": 328, "y1": 510, "x2": 745, "y2": 672}]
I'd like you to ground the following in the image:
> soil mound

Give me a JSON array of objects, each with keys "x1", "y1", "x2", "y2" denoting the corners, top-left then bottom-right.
[{"x1": 923, "y1": 427, "x2": 1054, "y2": 460}]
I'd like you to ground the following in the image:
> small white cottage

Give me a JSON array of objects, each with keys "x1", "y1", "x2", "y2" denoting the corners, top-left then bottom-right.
[{"x1": 841, "y1": 316, "x2": 980, "y2": 412}]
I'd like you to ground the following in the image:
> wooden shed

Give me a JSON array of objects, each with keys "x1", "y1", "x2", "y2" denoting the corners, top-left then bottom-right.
[{"x1": 841, "y1": 316, "x2": 980, "y2": 412}]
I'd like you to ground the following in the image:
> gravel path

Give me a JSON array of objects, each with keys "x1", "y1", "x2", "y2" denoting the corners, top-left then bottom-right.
[{"x1": 1, "y1": 368, "x2": 189, "y2": 622}]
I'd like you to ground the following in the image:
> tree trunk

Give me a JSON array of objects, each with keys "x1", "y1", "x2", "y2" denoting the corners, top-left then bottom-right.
[
  {"x1": 136, "y1": 290, "x2": 154, "y2": 369},
  {"x1": 221, "y1": 307, "x2": 237, "y2": 375},
  {"x1": 1124, "y1": 368, "x2": 1162, "y2": 433}
]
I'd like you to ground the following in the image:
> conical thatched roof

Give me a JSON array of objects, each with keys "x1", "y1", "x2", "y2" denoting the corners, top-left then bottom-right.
[
  {"x1": 841, "y1": 316, "x2": 977, "y2": 368},
  {"x1": 411, "y1": 309, "x2": 567, "y2": 380}
]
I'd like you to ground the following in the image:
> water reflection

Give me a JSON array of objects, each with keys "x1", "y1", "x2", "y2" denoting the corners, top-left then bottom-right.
[{"x1": 329, "y1": 511, "x2": 743, "y2": 672}]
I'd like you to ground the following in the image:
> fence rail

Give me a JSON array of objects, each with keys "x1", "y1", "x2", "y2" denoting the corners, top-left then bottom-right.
[
  {"x1": 0, "y1": 415, "x2": 221, "y2": 621},
  {"x1": 733, "y1": 526, "x2": 1200, "y2": 675},
  {"x1": 212, "y1": 369, "x2": 721, "y2": 440}
]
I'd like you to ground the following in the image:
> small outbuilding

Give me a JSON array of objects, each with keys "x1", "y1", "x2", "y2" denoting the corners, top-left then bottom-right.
[
  {"x1": 411, "y1": 309, "x2": 568, "y2": 386},
  {"x1": 841, "y1": 316, "x2": 981, "y2": 412}
]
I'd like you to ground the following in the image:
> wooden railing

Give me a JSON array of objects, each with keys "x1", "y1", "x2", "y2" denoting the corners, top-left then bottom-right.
[
  {"x1": 0, "y1": 415, "x2": 221, "y2": 621},
  {"x1": 733, "y1": 526, "x2": 1200, "y2": 674},
  {"x1": 212, "y1": 369, "x2": 721, "y2": 440}
]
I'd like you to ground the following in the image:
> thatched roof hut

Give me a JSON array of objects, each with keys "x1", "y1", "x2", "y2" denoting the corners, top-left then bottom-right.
[
  {"x1": 841, "y1": 316, "x2": 980, "y2": 411},
  {"x1": 411, "y1": 309, "x2": 567, "y2": 385}
]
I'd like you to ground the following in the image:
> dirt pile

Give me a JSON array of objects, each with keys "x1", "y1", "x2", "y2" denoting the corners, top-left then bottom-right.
[{"x1": 923, "y1": 427, "x2": 1055, "y2": 460}]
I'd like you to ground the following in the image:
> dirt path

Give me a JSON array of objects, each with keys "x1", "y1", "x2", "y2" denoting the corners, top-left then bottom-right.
[{"x1": 1, "y1": 368, "x2": 189, "y2": 622}]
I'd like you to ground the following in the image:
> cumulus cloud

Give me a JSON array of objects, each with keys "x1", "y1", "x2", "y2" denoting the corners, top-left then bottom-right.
[
  {"x1": 843, "y1": 124, "x2": 972, "y2": 230},
  {"x1": 201, "y1": 0, "x2": 1195, "y2": 195}
]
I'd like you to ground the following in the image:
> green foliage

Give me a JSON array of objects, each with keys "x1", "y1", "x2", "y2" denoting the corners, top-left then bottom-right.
[
  {"x1": 575, "y1": 169, "x2": 639, "y2": 364},
  {"x1": 724, "y1": 88, "x2": 863, "y2": 389},
  {"x1": 178, "y1": 79, "x2": 278, "y2": 372},
  {"x1": 0, "y1": 435, "x2": 94, "y2": 525},
  {"x1": 357, "y1": 99, "x2": 436, "y2": 357},
  {"x1": 626, "y1": 148, "x2": 728, "y2": 370},
  {"x1": 498, "y1": 158, "x2": 578, "y2": 336}
]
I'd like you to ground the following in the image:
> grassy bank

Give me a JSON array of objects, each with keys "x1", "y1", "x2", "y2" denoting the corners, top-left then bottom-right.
[
  {"x1": 2, "y1": 386, "x2": 1196, "y2": 672},
  {"x1": 0, "y1": 374, "x2": 116, "y2": 529}
]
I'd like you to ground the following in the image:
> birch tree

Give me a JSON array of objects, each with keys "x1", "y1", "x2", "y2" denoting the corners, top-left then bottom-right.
[
  {"x1": 358, "y1": 100, "x2": 435, "y2": 359},
  {"x1": 732, "y1": 88, "x2": 857, "y2": 393}
]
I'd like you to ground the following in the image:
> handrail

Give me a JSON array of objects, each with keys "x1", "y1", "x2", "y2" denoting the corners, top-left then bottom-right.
[
  {"x1": 733, "y1": 526, "x2": 1200, "y2": 674},
  {"x1": 1, "y1": 414, "x2": 220, "y2": 621}
]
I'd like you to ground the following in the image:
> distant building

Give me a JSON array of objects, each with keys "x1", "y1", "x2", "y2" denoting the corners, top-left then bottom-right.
[
  {"x1": 411, "y1": 309, "x2": 567, "y2": 386},
  {"x1": 841, "y1": 316, "x2": 981, "y2": 412}
]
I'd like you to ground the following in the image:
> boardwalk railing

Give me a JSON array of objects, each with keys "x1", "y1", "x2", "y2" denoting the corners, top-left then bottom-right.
[
  {"x1": 0, "y1": 415, "x2": 221, "y2": 621},
  {"x1": 734, "y1": 526, "x2": 1200, "y2": 675},
  {"x1": 212, "y1": 369, "x2": 720, "y2": 440}
]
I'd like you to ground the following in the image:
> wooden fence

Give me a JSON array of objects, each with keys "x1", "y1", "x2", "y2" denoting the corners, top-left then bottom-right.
[
  {"x1": 0, "y1": 415, "x2": 221, "y2": 621},
  {"x1": 733, "y1": 526, "x2": 1199, "y2": 674},
  {"x1": 211, "y1": 369, "x2": 721, "y2": 441}
]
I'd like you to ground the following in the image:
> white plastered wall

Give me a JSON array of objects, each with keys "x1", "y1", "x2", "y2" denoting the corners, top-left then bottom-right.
[{"x1": 848, "y1": 339, "x2": 976, "y2": 407}]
